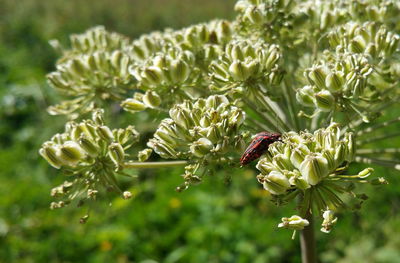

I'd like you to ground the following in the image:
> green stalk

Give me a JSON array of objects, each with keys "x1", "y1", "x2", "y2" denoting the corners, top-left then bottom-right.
[{"x1": 300, "y1": 210, "x2": 317, "y2": 263}]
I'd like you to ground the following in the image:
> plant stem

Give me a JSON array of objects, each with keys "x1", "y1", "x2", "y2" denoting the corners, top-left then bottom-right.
[
  {"x1": 123, "y1": 161, "x2": 188, "y2": 169},
  {"x1": 300, "y1": 211, "x2": 317, "y2": 263}
]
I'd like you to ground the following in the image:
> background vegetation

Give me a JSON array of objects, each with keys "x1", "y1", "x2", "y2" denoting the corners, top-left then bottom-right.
[{"x1": 1, "y1": 0, "x2": 400, "y2": 262}]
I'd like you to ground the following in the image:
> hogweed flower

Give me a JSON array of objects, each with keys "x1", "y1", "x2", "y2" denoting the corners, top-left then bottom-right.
[
  {"x1": 278, "y1": 215, "x2": 309, "y2": 230},
  {"x1": 255, "y1": 123, "x2": 381, "y2": 232},
  {"x1": 148, "y1": 95, "x2": 248, "y2": 187},
  {"x1": 209, "y1": 40, "x2": 282, "y2": 95},
  {"x1": 39, "y1": 110, "x2": 139, "y2": 209},
  {"x1": 47, "y1": 50, "x2": 134, "y2": 118},
  {"x1": 128, "y1": 46, "x2": 199, "y2": 106},
  {"x1": 321, "y1": 209, "x2": 337, "y2": 233}
]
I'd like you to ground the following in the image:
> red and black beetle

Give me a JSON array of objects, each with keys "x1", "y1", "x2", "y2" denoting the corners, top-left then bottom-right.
[{"x1": 240, "y1": 132, "x2": 281, "y2": 166}]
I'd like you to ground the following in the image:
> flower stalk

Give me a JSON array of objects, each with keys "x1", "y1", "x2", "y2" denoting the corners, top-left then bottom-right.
[{"x1": 300, "y1": 211, "x2": 317, "y2": 263}]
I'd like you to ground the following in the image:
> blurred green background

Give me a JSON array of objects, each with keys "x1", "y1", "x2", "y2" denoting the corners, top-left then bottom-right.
[{"x1": 1, "y1": 0, "x2": 400, "y2": 262}]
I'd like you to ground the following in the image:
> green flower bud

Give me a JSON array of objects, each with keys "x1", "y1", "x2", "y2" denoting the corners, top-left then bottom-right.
[
  {"x1": 229, "y1": 61, "x2": 251, "y2": 81},
  {"x1": 115, "y1": 125, "x2": 140, "y2": 146},
  {"x1": 229, "y1": 108, "x2": 246, "y2": 126},
  {"x1": 296, "y1": 86, "x2": 315, "y2": 107},
  {"x1": 288, "y1": 171, "x2": 310, "y2": 190},
  {"x1": 349, "y1": 35, "x2": 367, "y2": 53},
  {"x1": 138, "y1": 148, "x2": 153, "y2": 162},
  {"x1": 39, "y1": 143, "x2": 63, "y2": 169},
  {"x1": 334, "y1": 143, "x2": 346, "y2": 166},
  {"x1": 322, "y1": 148, "x2": 336, "y2": 172},
  {"x1": 357, "y1": 167, "x2": 373, "y2": 178},
  {"x1": 245, "y1": 7, "x2": 263, "y2": 24},
  {"x1": 278, "y1": 215, "x2": 309, "y2": 230},
  {"x1": 190, "y1": 138, "x2": 213, "y2": 157},
  {"x1": 78, "y1": 122, "x2": 97, "y2": 141},
  {"x1": 58, "y1": 141, "x2": 86, "y2": 167},
  {"x1": 206, "y1": 95, "x2": 229, "y2": 109},
  {"x1": 325, "y1": 72, "x2": 344, "y2": 92},
  {"x1": 300, "y1": 154, "x2": 329, "y2": 185},
  {"x1": 365, "y1": 43, "x2": 377, "y2": 57},
  {"x1": 78, "y1": 137, "x2": 99, "y2": 157},
  {"x1": 121, "y1": 98, "x2": 147, "y2": 112},
  {"x1": 257, "y1": 159, "x2": 279, "y2": 174},
  {"x1": 262, "y1": 171, "x2": 290, "y2": 195},
  {"x1": 70, "y1": 59, "x2": 88, "y2": 77},
  {"x1": 273, "y1": 153, "x2": 294, "y2": 171},
  {"x1": 142, "y1": 66, "x2": 164, "y2": 86},
  {"x1": 290, "y1": 145, "x2": 310, "y2": 170},
  {"x1": 308, "y1": 66, "x2": 328, "y2": 89},
  {"x1": 147, "y1": 139, "x2": 179, "y2": 159},
  {"x1": 265, "y1": 50, "x2": 280, "y2": 71},
  {"x1": 108, "y1": 143, "x2": 125, "y2": 167},
  {"x1": 314, "y1": 90, "x2": 335, "y2": 112},
  {"x1": 328, "y1": 31, "x2": 341, "y2": 47},
  {"x1": 143, "y1": 91, "x2": 161, "y2": 108},
  {"x1": 170, "y1": 60, "x2": 190, "y2": 83},
  {"x1": 169, "y1": 107, "x2": 192, "y2": 129},
  {"x1": 97, "y1": 125, "x2": 114, "y2": 142}
]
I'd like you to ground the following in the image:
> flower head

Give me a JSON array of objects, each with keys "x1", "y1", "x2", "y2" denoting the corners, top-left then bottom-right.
[{"x1": 39, "y1": 110, "x2": 139, "y2": 208}]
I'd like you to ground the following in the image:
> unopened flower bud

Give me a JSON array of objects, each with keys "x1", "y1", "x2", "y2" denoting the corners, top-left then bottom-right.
[
  {"x1": 245, "y1": 7, "x2": 263, "y2": 24},
  {"x1": 169, "y1": 107, "x2": 192, "y2": 129},
  {"x1": 39, "y1": 144, "x2": 63, "y2": 169},
  {"x1": 300, "y1": 154, "x2": 329, "y2": 185},
  {"x1": 143, "y1": 91, "x2": 161, "y2": 108},
  {"x1": 325, "y1": 72, "x2": 344, "y2": 92},
  {"x1": 138, "y1": 148, "x2": 153, "y2": 162},
  {"x1": 190, "y1": 138, "x2": 213, "y2": 157},
  {"x1": 78, "y1": 137, "x2": 99, "y2": 157},
  {"x1": 121, "y1": 98, "x2": 147, "y2": 112},
  {"x1": 308, "y1": 66, "x2": 328, "y2": 89},
  {"x1": 278, "y1": 215, "x2": 309, "y2": 230},
  {"x1": 108, "y1": 143, "x2": 125, "y2": 166},
  {"x1": 170, "y1": 60, "x2": 191, "y2": 83},
  {"x1": 142, "y1": 66, "x2": 164, "y2": 85},
  {"x1": 288, "y1": 171, "x2": 310, "y2": 190},
  {"x1": 315, "y1": 90, "x2": 335, "y2": 112},
  {"x1": 349, "y1": 36, "x2": 367, "y2": 53},
  {"x1": 97, "y1": 125, "x2": 114, "y2": 142},
  {"x1": 58, "y1": 141, "x2": 86, "y2": 166},
  {"x1": 290, "y1": 145, "x2": 310, "y2": 169},
  {"x1": 263, "y1": 171, "x2": 290, "y2": 195},
  {"x1": 296, "y1": 86, "x2": 315, "y2": 107},
  {"x1": 206, "y1": 95, "x2": 229, "y2": 109},
  {"x1": 357, "y1": 167, "x2": 373, "y2": 178},
  {"x1": 229, "y1": 61, "x2": 251, "y2": 81},
  {"x1": 257, "y1": 160, "x2": 278, "y2": 174}
]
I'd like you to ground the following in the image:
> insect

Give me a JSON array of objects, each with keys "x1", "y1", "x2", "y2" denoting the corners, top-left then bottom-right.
[{"x1": 240, "y1": 132, "x2": 281, "y2": 166}]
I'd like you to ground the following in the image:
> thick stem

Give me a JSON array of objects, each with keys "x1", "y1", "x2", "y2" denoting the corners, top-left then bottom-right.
[
  {"x1": 300, "y1": 211, "x2": 317, "y2": 263},
  {"x1": 123, "y1": 160, "x2": 188, "y2": 169}
]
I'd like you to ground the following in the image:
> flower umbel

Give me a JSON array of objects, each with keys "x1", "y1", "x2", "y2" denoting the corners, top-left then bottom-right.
[
  {"x1": 256, "y1": 123, "x2": 379, "y2": 232},
  {"x1": 39, "y1": 110, "x2": 139, "y2": 208}
]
